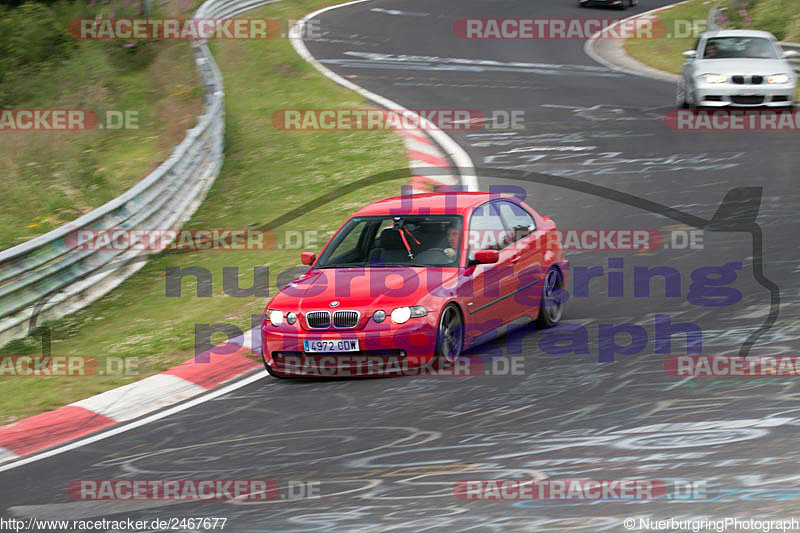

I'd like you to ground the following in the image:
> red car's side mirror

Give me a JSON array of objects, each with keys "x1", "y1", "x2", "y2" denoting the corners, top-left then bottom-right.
[
  {"x1": 300, "y1": 252, "x2": 316, "y2": 266},
  {"x1": 474, "y1": 249, "x2": 499, "y2": 264}
]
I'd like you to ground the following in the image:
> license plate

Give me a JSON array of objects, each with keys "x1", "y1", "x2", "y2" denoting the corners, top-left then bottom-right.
[{"x1": 303, "y1": 339, "x2": 359, "y2": 353}]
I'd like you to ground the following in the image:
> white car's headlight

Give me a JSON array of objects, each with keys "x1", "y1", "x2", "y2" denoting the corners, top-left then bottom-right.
[
  {"x1": 266, "y1": 309, "x2": 283, "y2": 325},
  {"x1": 768, "y1": 73, "x2": 791, "y2": 84},
  {"x1": 701, "y1": 74, "x2": 727, "y2": 84},
  {"x1": 390, "y1": 306, "x2": 427, "y2": 324}
]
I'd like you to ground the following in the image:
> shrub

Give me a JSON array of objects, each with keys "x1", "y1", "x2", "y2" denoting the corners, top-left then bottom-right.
[
  {"x1": 0, "y1": 1, "x2": 163, "y2": 106},
  {"x1": 0, "y1": 2, "x2": 73, "y2": 69}
]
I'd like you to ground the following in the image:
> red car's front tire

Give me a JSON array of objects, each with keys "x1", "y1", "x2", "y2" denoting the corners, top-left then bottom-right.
[{"x1": 436, "y1": 304, "x2": 464, "y2": 363}]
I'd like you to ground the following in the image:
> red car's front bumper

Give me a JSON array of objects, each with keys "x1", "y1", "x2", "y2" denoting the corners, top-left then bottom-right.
[{"x1": 261, "y1": 316, "x2": 439, "y2": 377}]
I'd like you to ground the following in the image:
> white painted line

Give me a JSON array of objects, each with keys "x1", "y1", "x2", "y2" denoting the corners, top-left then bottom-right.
[
  {"x1": 0, "y1": 371, "x2": 266, "y2": 473},
  {"x1": 370, "y1": 7, "x2": 429, "y2": 17},
  {"x1": 584, "y1": 1, "x2": 689, "y2": 83},
  {"x1": 71, "y1": 374, "x2": 208, "y2": 422},
  {"x1": 290, "y1": 1, "x2": 478, "y2": 191}
]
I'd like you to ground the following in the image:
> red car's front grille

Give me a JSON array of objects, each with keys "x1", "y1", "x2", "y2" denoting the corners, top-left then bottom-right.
[
  {"x1": 305, "y1": 311, "x2": 330, "y2": 329},
  {"x1": 333, "y1": 311, "x2": 359, "y2": 328},
  {"x1": 304, "y1": 310, "x2": 359, "y2": 329}
]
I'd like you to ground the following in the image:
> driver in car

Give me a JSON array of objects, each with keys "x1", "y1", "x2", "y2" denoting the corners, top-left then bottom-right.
[{"x1": 443, "y1": 225, "x2": 460, "y2": 261}]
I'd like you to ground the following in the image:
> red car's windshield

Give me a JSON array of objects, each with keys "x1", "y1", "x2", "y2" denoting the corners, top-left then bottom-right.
[{"x1": 315, "y1": 215, "x2": 463, "y2": 268}]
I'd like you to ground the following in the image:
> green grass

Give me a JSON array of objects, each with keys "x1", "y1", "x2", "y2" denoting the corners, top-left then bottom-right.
[
  {"x1": 0, "y1": 2, "x2": 205, "y2": 251},
  {"x1": 624, "y1": 0, "x2": 710, "y2": 75},
  {"x1": 0, "y1": 0, "x2": 409, "y2": 424}
]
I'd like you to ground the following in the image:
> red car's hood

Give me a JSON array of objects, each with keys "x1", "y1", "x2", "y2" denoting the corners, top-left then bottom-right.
[{"x1": 269, "y1": 266, "x2": 459, "y2": 311}]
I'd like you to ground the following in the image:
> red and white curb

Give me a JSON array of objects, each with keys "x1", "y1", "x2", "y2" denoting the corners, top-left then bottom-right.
[
  {"x1": 396, "y1": 129, "x2": 460, "y2": 192},
  {"x1": 0, "y1": 332, "x2": 260, "y2": 464}
]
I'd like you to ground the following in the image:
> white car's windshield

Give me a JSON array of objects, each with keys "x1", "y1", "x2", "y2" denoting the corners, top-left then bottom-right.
[
  {"x1": 703, "y1": 37, "x2": 779, "y2": 59},
  {"x1": 315, "y1": 215, "x2": 463, "y2": 268}
]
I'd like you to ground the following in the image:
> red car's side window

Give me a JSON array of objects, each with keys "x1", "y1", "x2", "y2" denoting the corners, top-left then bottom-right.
[
  {"x1": 467, "y1": 202, "x2": 512, "y2": 261},
  {"x1": 495, "y1": 200, "x2": 536, "y2": 244}
]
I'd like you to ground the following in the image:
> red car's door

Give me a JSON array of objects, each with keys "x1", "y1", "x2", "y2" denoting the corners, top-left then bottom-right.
[
  {"x1": 462, "y1": 201, "x2": 520, "y2": 343},
  {"x1": 495, "y1": 200, "x2": 546, "y2": 322}
]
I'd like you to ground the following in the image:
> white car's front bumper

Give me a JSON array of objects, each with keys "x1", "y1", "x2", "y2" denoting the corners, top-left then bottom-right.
[{"x1": 694, "y1": 80, "x2": 796, "y2": 107}]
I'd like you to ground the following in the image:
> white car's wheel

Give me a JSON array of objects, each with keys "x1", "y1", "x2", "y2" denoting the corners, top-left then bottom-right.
[
  {"x1": 686, "y1": 81, "x2": 698, "y2": 109},
  {"x1": 676, "y1": 79, "x2": 689, "y2": 109}
]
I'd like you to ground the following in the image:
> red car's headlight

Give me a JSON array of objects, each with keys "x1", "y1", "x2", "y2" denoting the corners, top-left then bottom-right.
[
  {"x1": 390, "y1": 306, "x2": 427, "y2": 324},
  {"x1": 265, "y1": 309, "x2": 282, "y2": 325},
  {"x1": 265, "y1": 309, "x2": 296, "y2": 325}
]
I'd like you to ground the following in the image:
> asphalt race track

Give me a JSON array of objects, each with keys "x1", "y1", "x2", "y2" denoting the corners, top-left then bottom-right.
[{"x1": 3, "y1": 1, "x2": 800, "y2": 531}]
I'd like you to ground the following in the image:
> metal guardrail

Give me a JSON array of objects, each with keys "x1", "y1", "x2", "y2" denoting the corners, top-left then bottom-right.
[
  {"x1": 0, "y1": 0, "x2": 275, "y2": 347},
  {"x1": 780, "y1": 42, "x2": 800, "y2": 73}
]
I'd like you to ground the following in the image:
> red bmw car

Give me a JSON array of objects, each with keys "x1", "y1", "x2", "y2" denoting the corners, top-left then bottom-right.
[{"x1": 261, "y1": 192, "x2": 568, "y2": 377}]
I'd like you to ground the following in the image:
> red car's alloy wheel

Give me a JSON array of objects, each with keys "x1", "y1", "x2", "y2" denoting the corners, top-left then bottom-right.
[
  {"x1": 538, "y1": 268, "x2": 565, "y2": 327},
  {"x1": 437, "y1": 305, "x2": 463, "y2": 362}
]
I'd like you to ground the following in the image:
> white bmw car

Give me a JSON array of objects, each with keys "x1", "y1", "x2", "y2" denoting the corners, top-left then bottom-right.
[{"x1": 677, "y1": 30, "x2": 798, "y2": 109}]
